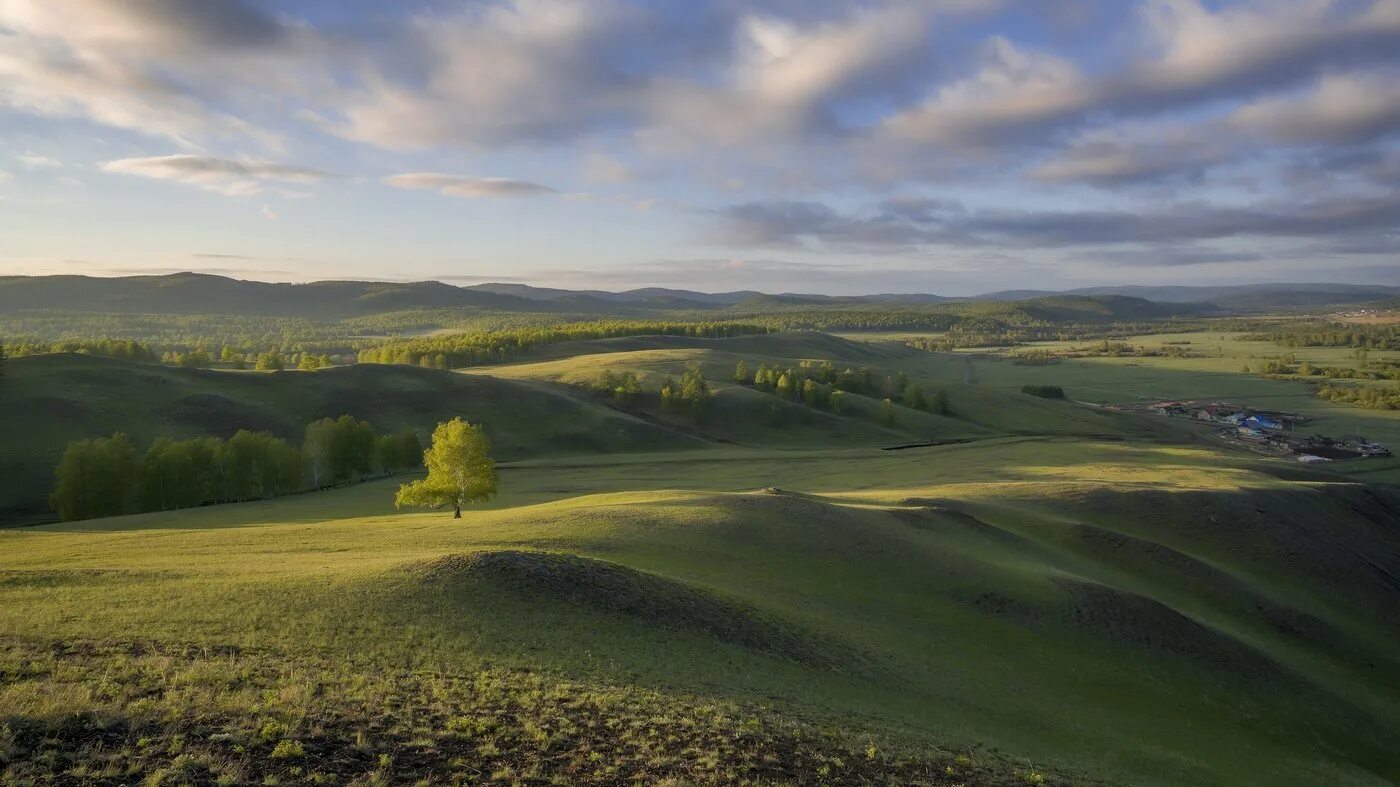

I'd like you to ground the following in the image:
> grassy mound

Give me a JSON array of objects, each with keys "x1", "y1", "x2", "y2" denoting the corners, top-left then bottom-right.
[{"x1": 410, "y1": 550, "x2": 842, "y2": 667}]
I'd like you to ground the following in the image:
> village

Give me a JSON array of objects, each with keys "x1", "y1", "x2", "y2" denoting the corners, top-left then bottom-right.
[{"x1": 1131, "y1": 400, "x2": 1391, "y2": 462}]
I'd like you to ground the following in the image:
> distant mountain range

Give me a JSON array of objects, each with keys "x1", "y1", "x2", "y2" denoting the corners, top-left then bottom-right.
[
  {"x1": 978, "y1": 283, "x2": 1400, "y2": 309},
  {"x1": 0, "y1": 272, "x2": 1396, "y2": 317}
]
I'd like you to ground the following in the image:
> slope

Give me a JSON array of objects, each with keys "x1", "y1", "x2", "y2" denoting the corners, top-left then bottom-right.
[
  {"x1": 0, "y1": 353, "x2": 703, "y2": 520},
  {"x1": 2, "y1": 439, "x2": 1397, "y2": 785}
]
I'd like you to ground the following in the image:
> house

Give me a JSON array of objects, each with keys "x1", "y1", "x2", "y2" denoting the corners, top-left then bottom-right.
[
  {"x1": 1244, "y1": 415, "x2": 1283, "y2": 431},
  {"x1": 1223, "y1": 413, "x2": 1247, "y2": 426}
]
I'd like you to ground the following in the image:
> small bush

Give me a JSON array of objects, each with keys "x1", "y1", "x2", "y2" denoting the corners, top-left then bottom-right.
[{"x1": 270, "y1": 740, "x2": 304, "y2": 760}]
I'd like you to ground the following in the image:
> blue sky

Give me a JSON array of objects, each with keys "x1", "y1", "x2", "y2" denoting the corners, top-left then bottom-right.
[{"x1": 1, "y1": 0, "x2": 1397, "y2": 295}]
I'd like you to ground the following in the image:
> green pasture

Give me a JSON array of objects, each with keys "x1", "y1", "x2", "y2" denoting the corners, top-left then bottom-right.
[{"x1": 4, "y1": 438, "x2": 1399, "y2": 785}]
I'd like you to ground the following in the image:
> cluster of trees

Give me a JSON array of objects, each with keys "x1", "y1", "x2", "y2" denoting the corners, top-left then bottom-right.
[
  {"x1": 50, "y1": 417, "x2": 424, "y2": 521},
  {"x1": 162, "y1": 348, "x2": 336, "y2": 371},
  {"x1": 1021, "y1": 385, "x2": 1066, "y2": 399},
  {"x1": 357, "y1": 320, "x2": 770, "y2": 368},
  {"x1": 596, "y1": 369, "x2": 644, "y2": 405},
  {"x1": 660, "y1": 367, "x2": 711, "y2": 421},
  {"x1": 1316, "y1": 384, "x2": 1400, "y2": 411},
  {"x1": 1246, "y1": 356, "x2": 1299, "y2": 376},
  {"x1": 0, "y1": 312, "x2": 359, "y2": 357},
  {"x1": 744, "y1": 360, "x2": 948, "y2": 416},
  {"x1": 1248, "y1": 325, "x2": 1400, "y2": 351},
  {"x1": 1295, "y1": 361, "x2": 1400, "y2": 380},
  {"x1": 0, "y1": 333, "x2": 349, "y2": 372},
  {"x1": 2, "y1": 338, "x2": 157, "y2": 362}
]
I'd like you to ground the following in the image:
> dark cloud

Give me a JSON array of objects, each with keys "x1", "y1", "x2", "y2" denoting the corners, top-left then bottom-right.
[
  {"x1": 108, "y1": 0, "x2": 287, "y2": 49},
  {"x1": 712, "y1": 192, "x2": 1400, "y2": 250}
]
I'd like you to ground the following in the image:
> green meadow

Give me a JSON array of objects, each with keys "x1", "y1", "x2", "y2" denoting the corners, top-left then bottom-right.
[
  {"x1": 4, "y1": 328, "x2": 1400, "y2": 785},
  {"x1": 852, "y1": 331, "x2": 1400, "y2": 485}
]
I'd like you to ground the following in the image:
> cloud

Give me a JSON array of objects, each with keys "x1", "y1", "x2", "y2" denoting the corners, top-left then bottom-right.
[
  {"x1": 262, "y1": 204, "x2": 278, "y2": 221},
  {"x1": 334, "y1": 1, "x2": 997, "y2": 151},
  {"x1": 1029, "y1": 123, "x2": 1230, "y2": 185},
  {"x1": 16, "y1": 152, "x2": 61, "y2": 168},
  {"x1": 101, "y1": 154, "x2": 331, "y2": 196},
  {"x1": 882, "y1": 1, "x2": 1400, "y2": 151},
  {"x1": 1230, "y1": 72, "x2": 1400, "y2": 145},
  {"x1": 711, "y1": 192, "x2": 1400, "y2": 251},
  {"x1": 0, "y1": 0, "x2": 305, "y2": 144},
  {"x1": 383, "y1": 173, "x2": 557, "y2": 198}
]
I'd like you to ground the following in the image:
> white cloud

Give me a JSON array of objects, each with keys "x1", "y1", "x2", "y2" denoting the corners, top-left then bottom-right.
[
  {"x1": 1230, "y1": 72, "x2": 1400, "y2": 144},
  {"x1": 102, "y1": 154, "x2": 331, "y2": 196},
  {"x1": 261, "y1": 204, "x2": 278, "y2": 221},
  {"x1": 882, "y1": 36, "x2": 1091, "y2": 148},
  {"x1": 383, "y1": 173, "x2": 556, "y2": 198},
  {"x1": 16, "y1": 152, "x2": 61, "y2": 168},
  {"x1": 882, "y1": 0, "x2": 1400, "y2": 151}
]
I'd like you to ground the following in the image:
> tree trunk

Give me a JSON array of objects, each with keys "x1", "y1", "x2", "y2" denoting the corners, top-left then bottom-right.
[{"x1": 453, "y1": 505, "x2": 461, "y2": 519}]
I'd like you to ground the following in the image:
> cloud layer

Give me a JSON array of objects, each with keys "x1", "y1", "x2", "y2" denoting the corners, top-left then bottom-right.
[{"x1": 1, "y1": 0, "x2": 1397, "y2": 290}]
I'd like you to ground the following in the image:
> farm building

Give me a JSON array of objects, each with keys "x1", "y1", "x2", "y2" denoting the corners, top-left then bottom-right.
[{"x1": 1244, "y1": 415, "x2": 1284, "y2": 431}]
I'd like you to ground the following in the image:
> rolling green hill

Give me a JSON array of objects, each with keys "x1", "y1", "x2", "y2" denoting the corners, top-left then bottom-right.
[
  {"x1": 0, "y1": 354, "x2": 703, "y2": 520},
  {"x1": 0, "y1": 331, "x2": 1161, "y2": 520},
  {"x1": 5, "y1": 326, "x2": 1400, "y2": 784},
  {"x1": 2, "y1": 438, "x2": 1397, "y2": 784}
]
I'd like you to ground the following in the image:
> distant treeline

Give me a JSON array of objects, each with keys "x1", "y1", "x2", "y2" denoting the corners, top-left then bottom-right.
[
  {"x1": 743, "y1": 359, "x2": 948, "y2": 417},
  {"x1": 357, "y1": 320, "x2": 771, "y2": 368},
  {"x1": 590, "y1": 358, "x2": 951, "y2": 429},
  {"x1": 1316, "y1": 384, "x2": 1400, "y2": 411},
  {"x1": 1243, "y1": 350, "x2": 1400, "y2": 381},
  {"x1": 50, "y1": 416, "x2": 423, "y2": 521},
  {"x1": 1243, "y1": 324, "x2": 1400, "y2": 350},
  {"x1": 3, "y1": 295, "x2": 1215, "y2": 365},
  {"x1": 3, "y1": 338, "x2": 158, "y2": 362}
]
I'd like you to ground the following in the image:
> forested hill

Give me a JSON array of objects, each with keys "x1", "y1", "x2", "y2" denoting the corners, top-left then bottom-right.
[
  {"x1": 0, "y1": 273, "x2": 555, "y2": 318},
  {"x1": 2, "y1": 272, "x2": 1219, "y2": 320}
]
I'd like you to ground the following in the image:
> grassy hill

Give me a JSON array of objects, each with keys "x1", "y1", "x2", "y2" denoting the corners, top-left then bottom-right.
[
  {"x1": 0, "y1": 354, "x2": 703, "y2": 520},
  {"x1": 2, "y1": 438, "x2": 1397, "y2": 784},
  {"x1": 0, "y1": 332, "x2": 1163, "y2": 519},
  {"x1": 5, "y1": 328, "x2": 1400, "y2": 784}
]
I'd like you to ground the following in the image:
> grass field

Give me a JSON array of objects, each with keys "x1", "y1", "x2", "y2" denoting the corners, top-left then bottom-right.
[
  {"x1": 5, "y1": 330, "x2": 1400, "y2": 785},
  {"x1": 843, "y1": 331, "x2": 1400, "y2": 485}
]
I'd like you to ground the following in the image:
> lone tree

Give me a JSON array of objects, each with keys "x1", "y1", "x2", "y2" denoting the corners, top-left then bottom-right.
[{"x1": 394, "y1": 417, "x2": 497, "y2": 518}]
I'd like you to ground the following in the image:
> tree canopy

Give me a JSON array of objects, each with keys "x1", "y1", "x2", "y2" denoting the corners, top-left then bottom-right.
[
  {"x1": 50, "y1": 433, "x2": 138, "y2": 521},
  {"x1": 394, "y1": 417, "x2": 497, "y2": 518}
]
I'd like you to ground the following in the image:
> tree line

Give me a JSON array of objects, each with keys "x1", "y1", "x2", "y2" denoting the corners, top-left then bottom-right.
[
  {"x1": 356, "y1": 320, "x2": 771, "y2": 368},
  {"x1": 742, "y1": 359, "x2": 948, "y2": 416},
  {"x1": 1245, "y1": 324, "x2": 1400, "y2": 351},
  {"x1": 592, "y1": 367, "x2": 712, "y2": 422},
  {"x1": 2, "y1": 338, "x2": 157, "y2": 362},
  {"x1": 1316, "y1": 384, "x2": 1400, "y2": 411},
  {"x1": 50, "y1": 416, "x2": 423, "y2": 521}
]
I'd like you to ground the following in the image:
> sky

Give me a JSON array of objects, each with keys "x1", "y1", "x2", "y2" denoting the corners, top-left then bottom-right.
[{"x1": 0, "y1": 0, "x2": 1398, "y2": 296}]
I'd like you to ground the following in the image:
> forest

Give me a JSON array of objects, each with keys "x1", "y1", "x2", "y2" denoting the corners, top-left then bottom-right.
[{"x1": 49, "y1": 416, "x2": 423, "y2": 521}]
